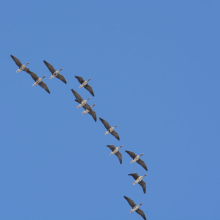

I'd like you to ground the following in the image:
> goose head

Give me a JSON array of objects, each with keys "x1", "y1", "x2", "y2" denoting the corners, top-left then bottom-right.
[
  {"x1": 87, "y1": 97, "x2": 91, "y2": 101},
  {"x1": 91, "y1": 103, "x2": 96, "y2": 108},
  {"x1": 114, "y1": 124, "x2": 118, "y2": 128},
  {"x1": 59, "y1": 68, "x2": 63, "y2": 72},
  {"x1": 88, "y1": 78, "x2": 91, "y2": 82},
  {"x1": 139, "y1": 203, "x2": 143, "y2": 206},
  {"x1": 144, "y1": 174, "x2": 148, "y2": 177},
  {"x1": 140, "y1": 153, "x2": 144, "y2": 156},
  {"x1": 25, "y1": 62, "x2": 30, "y2": 66},
  {"x1": 41, "y1": 75, "x2": 46, "y2": 79},
  {"x1": 120, "y1": 145, "x2": 123, "y2": 148}
]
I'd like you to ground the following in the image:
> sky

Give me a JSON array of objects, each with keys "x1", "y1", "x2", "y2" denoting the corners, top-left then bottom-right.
[{"x1": 1, "y1": 1, "x2": 220, "y2": 220}]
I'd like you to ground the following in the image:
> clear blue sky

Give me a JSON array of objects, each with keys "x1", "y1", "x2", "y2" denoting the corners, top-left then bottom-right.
[{"x1": 1, "y1": 1, "x2": 220, "y2": 220}]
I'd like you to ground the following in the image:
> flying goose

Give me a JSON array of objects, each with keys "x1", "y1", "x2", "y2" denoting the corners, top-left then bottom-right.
[
  {"x1": 71, "y1": 89, "x2": 91, "y2": 108},
  {"x1": 124, "y1": 196, "x2": 146, "y2": 220},
  {"x1": 28, "y1": 71, "x2": 50, "y2": 94},
  {"x1": 75, "y1": 76, "x2": 94, "y2": 96},
  {"x1": 99, "y1": 118, "x2": 120, "y2": 140},
  {"x1": 82, "y1": 103, "x2": 97, "y2": 122},
  {"x1": 10, "y1": 55, "x2": 30, "y2": 73},
  {"x1": 43, "y1": 60, "x2": 67, "y2": 84},
  {"x1": 128, "y1": 173, "x2": 147, "y2": 193},
  {"x1": 107, "y1": 145, "x2": 123, "y2": 164},
  {"x1": 125, "y1": 151, "x2": 148, "y2": 171}
]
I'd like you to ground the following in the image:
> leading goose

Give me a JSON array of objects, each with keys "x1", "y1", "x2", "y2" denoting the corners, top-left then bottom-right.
[
  {"x1": 124, "y1": 196, "x2": 146, "y2": 220},
  {"x1": 128, "y1": 173, "x2": 147, "y2": 193},
  {"x1": 99, "y1": 118, "x2": 120, "y2": 140},
  {"x1": 71, "y1": 89, "x2": 91, "y2": 108},
  {"x1": 28, "y1": 71, "x2": 50, "y2": 94},
  {"x1": 107, "y1": 145, "x2": 123, "y2": 164},
  {"x1": 125, "y1": 151, "x2": 148, "y2": 171},
  {"x1": 82, "y1": 103, "x2": 97, "y2": 122},
  {"x1": 10, "y1": 55, "x2": 30, "y2": 73},
  {"x1": 75, "y1": 76, "x2": 94, "y2": 96},
  {"x1": 43, "y1": 60, "x2": 67, "y2": 84}
]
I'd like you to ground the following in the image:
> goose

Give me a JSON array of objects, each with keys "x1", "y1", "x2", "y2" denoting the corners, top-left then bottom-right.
[
  {"x1": 71, "y1": 89, "x2": 91, "y2": 108},
  {"x1": 125, "y1": 151, "x2": 148, "y2": 171},
  {"x1": 28, "y1": 71, "x2": 50, "y2": 94},
  {"x1": 75, "y1": 76, "x2": 94, "y2": 96},
  {"x1": 124, "y1": 196, "x2": 146, "y2": 220},
  {"x1": 107, "y1": 145, "x2": 123, "y2": 164},
  {"x1": 99, "y1": 118, "x2": 120, "y2": 140},
  {"x1": 10, "y1": 55, "x2": 30, "y2": 73},
  {"x1": 82, "y1": 103, "x2": 97, "y2": 122},
  {"x1": 128, "y1": 173, "x2": 147, "y2": 193},
  {"x1": 43, "y1": 60, "x2": 67, "y2": 84}
]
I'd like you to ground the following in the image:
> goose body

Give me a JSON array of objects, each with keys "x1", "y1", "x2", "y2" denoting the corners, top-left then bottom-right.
[
  {"x1": 43, "y1": 60, "x2": 67, "y2": 84},
  {"x1": 10, "y1": 55, "x2": 30, "y2": 73},
  {"x1": 107, "y1": 145, "x2": 123, "y2": 164},
  {"x1": 124, "y1": 196, "x2": 146, "y2": 220},
  {"x1": 82, "y1": 103, "x2": 97, "y2": 121},
  {"x1": 75, "y1": 76, "x2": 94, "y2": 96},
  {"x1": 128, "y1": 173, "x2": 147, "y2": 193},
  {"x1": 131, "y1": 154, "x2": 144, "y2": 163},
  {"x1": 99, "y1": 118, "x2": 120, "y2": 140},
  {"x1": 71, "y1": 89, "x2": 91, "y2": 108},
  {"x1": 134, "y1": 174, "x2": 147, "y2": 185}
]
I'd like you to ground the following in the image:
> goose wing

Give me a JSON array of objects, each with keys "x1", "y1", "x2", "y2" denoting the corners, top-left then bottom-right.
[
  {"x1": 10, "y1": 55, "x2": 22, "y2": 68},
  {"x1": 75, "y1": 76, "x2": 85, "y2": 84},
  {"x1": 111, "y1": 130, "x2": 120, "y2": 140},
  {"x1": 107, "y1": 145, "x2": 116, "y2": 151},
  {"x1": 136, "y1": 208, "x2": 147, "y2": 220},
  {"x1": 99, "y1": 118, "x2": 111, "y2": 130},
  {"x1": 71, "y1": 89, "x2": 83, "y2": 103},
  {"x1": 128, "y1": 173, "x2": 139, "y2": 180},
  {"x1": 24, "y1": 67, "x2": 31, "y2": 74},
  {"x1": 84, "y1": 84, "x2": 94, "y2": 96},
  {"x1": 39, "y1": 81, "x2": 50, "y2": 94},
  {"x1": 28, "y1": 71, "x2": 39, "y2": 81},
  {"x1": 56, "y1": 74, "x2": 67, "y2": 84},
  {"x1": 88, "y1": 109, "x2": 97, "y2": 122},
  {"x1": 43, "y1": 60, "x2": 56, "y2": 74},
  {"x1": 125, "y1": 150, "x2": 137, "y2": 159},
  {"x1": 137, "y1": 159, "x2": 148, "y2": 171},
  {"x1": 115, "y1": 151, "x2": 122, "y2": 164},
  {"x1": 124, "y1": 196, "x2": 136, "y2": 208},
  {"x1": 138, "y1": 180, "x2": 146, "y2": 194}
]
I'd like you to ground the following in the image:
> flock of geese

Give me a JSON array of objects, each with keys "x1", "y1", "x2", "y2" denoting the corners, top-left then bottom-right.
[{"x1": 11, "y1": 55, "x2": 149, "y2": 220}]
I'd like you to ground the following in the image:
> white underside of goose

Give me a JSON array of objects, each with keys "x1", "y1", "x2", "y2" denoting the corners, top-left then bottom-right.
[
  {"x1": 79, "y1": 81, "x2": 88, "y2": 88},
  {"x1": 82, "y1": 109, "x2": 90, "y2": 114},
  {"x1": 130, "y1": 205, "x2": 140, "y2": 213},
  {"x1": 133, "y1": 176, "x2": 143, "y2": 185},
  {"x1": 77, "y1": 100, "x2": 87, "y2": 108},
  {"x1": 33, "y1": 79, "x2": 42, "y2": 86},
  {"x1": 131, "y1": 156, "x2": 140, "y2": 164}
]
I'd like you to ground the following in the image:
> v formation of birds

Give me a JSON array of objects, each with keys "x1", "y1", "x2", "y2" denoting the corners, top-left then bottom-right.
[{"x1": 11, "y1": 55, "x2": 149, "y2": 220}]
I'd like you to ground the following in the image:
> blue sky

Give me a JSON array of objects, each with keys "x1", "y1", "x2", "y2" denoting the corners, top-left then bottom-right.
[{"x1": 1, "y1": 1, "x2": 220, "y2": 219}]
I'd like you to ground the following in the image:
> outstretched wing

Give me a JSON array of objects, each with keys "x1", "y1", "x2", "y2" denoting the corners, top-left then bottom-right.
[
  {"x1": 136, "y1": 208, "x2": 147, "y2": 220},
  {"x1": 71, "y1": 89, "x2": 83, "y2": 103},
  {"x1": 124, "y1": 196, "x2": 136, "y2": 208},
  {"x1": 125, "y1": 151, "x2": 137, "y2": 159},
  {"x1": 56, "y1": 74, "x2": 67, "y2": 84},
  {"x1": 28, "y1": 71, "x2": 39, "y2": 81},
  {"x1": 84, "y1": 84, "x2": 94, "y2": 96},
  {"x1": 43, "y1": 60, "x2": 56, "y2": 74},
  {"x1": 107, "y1": 145, "x2": 116, "y2": 151},
  {"x1": 88, "y1": 109, "x2": 97, "y2": 122},
  {"x1": 39, "y1": 81, "x2": 50, "y2": 94},
  {"x1": 138, "y1": 180, "x2": 146, "y2": 194},
  {"x1": 128, "y1": 173, "x2": 139, "y2": 180},
  {"x1": 75, "y1": 76, "x2": 85, "y2": 84},
  {"x1": 111, "y1": 130, "x2": 120, "y2": 140},
  {"x1": 99, "y1": 118, "x2": 111, "y2": 130},
  {"x1": 10, "y1": 55, "x2": 22, "y2": 68},
  {"x1": 24, "y1": 67, "x2": 31, "y2": 74},
  {"x1": 115, "y1": 151, "x2": 122, "y2": 164},
  {"x1": 137, "y1": 159, "x2": 148, "y2": 171}
]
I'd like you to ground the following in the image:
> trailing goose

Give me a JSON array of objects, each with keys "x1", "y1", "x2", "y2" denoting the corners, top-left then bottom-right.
[
  {"x1": 125, "y1": 151, "x2": 148, "y2": 171},
  {"x1": 75, "y1": 76, "x2": 94, "y2": 96},
  {"x1": 82, "y1": 103, "x2": 97, "y2": 122},
  {"x1": 99, "y1": 118, "x2": 120, "y2": 140},
  {"x1": 107, "y1": 145, "x2": 123, "y2": 164},
  {"x1": 10, "y1": 55, "x2": 30, "y2": 73},
  {"x1": 128, "y1": 173, "x2": 147, "y2": 193},
  {"x1": 43, "y1": 60, "x2": 67, "y2": 84},
  {"x1": 28, "y1": 71, "x2": 50, "y2": 94},
  {"x1": 124, "y1": 196, "x2": 146, "y2": 220},
  {"x1": 71, "y1": 89, "x2": 91, "y2": 108}
]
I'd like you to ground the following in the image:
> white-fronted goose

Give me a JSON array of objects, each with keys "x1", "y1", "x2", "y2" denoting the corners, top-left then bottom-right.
[
  {"x1": 124, "y1": 196, "x2": 146, "y2": 220},
  {"x1": 43, "y1": 60, "x2": 67, "y2": 84},
  {"x1": 10, "y1": 55, "x2": 30, "y2": 73},
  {"x1": 107, "y1": 145, "x2": 123, "y2": 164},
  {"x1": 128, "y1": 173, "x2": 147, "y2": 193},
  {"x1": 82, "y1": 103, "x2": 97, "y2": 122},
  {"x1": 75, "y1": 76, "x2": 94, "y2": 96},
  {"x1": 125, "y1": 151, "x2": 148, "y2": 171},
  {"x1": 99, "y1": 118, "x2": 120, "y2": 140},
  {"x1": 71, "y1": 89, "x2": 91, "y2": 108}
]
